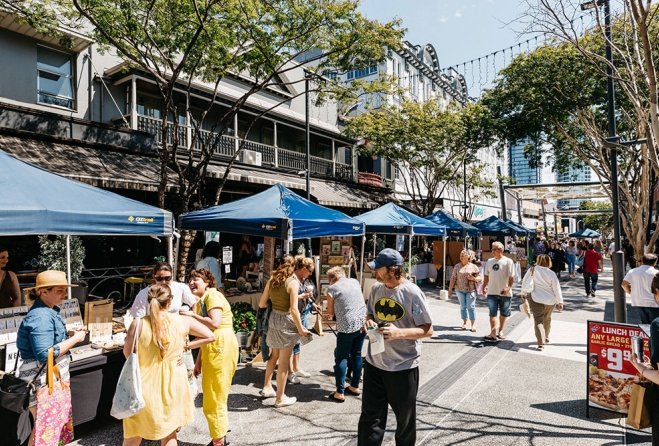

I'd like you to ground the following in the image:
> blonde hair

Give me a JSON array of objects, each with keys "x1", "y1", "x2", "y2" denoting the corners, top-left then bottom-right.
[
  {"x1": 147, "y1": 284, "x2": 172, "y2": 358},
  {"x1": 460, "y1": 249, "x2": 475, "y2": 261},
  {"x1": 491, "y1": 241, "x2": 504, "y2": 251},
  {"x1": 294, "y1": 255, "x2": 315, "y2": 273},
  {"x1": 535, "y1": 254, "x2": 552, "y2": 268},
  {"x1": 327, "y1": 266, "x2": 346, "y2": 283},
  {"x1": 271, "y1": 256, "x2": 295, "y2": 288}
]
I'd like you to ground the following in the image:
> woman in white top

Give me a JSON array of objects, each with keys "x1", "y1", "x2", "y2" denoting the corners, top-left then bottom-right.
[{"x1": 521, "y1": 254, "x2": 564, "y2": 350}]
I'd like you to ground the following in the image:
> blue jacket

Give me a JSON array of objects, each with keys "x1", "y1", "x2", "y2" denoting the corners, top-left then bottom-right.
[{"x1": 17, "y1": 298, "x2": 66, "y2": 362}]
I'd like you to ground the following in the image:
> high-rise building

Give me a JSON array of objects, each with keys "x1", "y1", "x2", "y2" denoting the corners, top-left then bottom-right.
[
  {"x1": 556, "y1": 164, "x2": 593, "y2": 209},
  {"x1": 509, "y1": 139, "x2": 543, "y2": 185}
]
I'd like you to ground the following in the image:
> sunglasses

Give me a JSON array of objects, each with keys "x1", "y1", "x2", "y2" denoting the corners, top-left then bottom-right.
[{"x1": 154, "y1": 275, "x2": 172, "y2": 282}]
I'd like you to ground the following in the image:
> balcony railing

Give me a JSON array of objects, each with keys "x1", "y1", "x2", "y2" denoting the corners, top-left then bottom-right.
[{"x1": 137, "y1": 115, "x2": 355, "y2": 182}]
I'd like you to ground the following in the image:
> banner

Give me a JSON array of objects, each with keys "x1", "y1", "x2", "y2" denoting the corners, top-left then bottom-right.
[{"x1": 587, "y1": 320, "x2": 649, "y2": 414}]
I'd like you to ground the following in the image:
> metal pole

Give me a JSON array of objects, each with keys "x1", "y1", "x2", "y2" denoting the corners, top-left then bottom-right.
[
  {"x1": 601, "y1": 0, "x2": 624, "y2": 322},
  {"x1": 66, "y1": 235, "x2": 72, "y2": 299},
  {"x1": 463, "y1": 157, "x2": 468, "y2": 222},
  {"x1": 408, "y1": 233, "x2": 413, "y2": 279},
  {"x1": 359, "y1": 235, "x2": 366, "y2": 286},
  {"x1": 541, "y1": 200, "x2": 548, "y2": 238},
  {"x1": 497, "y1": 166, "x2": 507, "y2": 219},
  {"x1": 305, "y1": 75, "x2": 311, "y2": 200},
  {"x1": 442, "y1": 236, "x2": 447, "y2": 290}
]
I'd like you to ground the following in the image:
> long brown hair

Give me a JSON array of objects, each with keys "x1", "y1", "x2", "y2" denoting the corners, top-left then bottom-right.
[
  {"x1": 148, "y1": 284, "x2": 172, "y2": 358},
  {"x1": 271, "y1": 255, "x2": 295, "y2": 288}
]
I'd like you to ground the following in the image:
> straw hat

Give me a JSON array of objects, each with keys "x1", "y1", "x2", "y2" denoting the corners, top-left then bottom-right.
[{"x1": 27, "y1": 270, "x2": 77, "y2": 290}]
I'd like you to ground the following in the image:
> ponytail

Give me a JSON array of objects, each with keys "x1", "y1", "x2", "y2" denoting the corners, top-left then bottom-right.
[{"x1": 147, "y1": 284, "x2": 172, "y2": 358}]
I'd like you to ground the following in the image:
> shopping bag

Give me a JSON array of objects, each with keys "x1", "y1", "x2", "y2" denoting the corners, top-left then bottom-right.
[
  {"x1": 521, "y1": 267, "x2": 535, "y2": 295},
  {"x1": 575, "y1": 256, "x2": 584, "y2": 267},
  {"x1": 519, "y1": 299, "x2": 531, "y2": 318},
  {"x1": 111, "y1": 318, "x2": 145, "y2": 419},
  {"x1": 34, "y1": 348, "x2": 73, "y2": 446},
  {"x1": 0, "y1": 351, "x2": 47, "y2": 414},
  {"x1": 626, "y1": 382, "x2": 653, "y2": 430}
]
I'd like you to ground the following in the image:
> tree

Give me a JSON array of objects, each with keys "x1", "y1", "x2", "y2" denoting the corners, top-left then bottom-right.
[
  {"x1": 483, "y1": 1, "x2": 659, "y2": 260},
  {"x1": 344, "y1": 101, "x2": 496, "y2": 216},
  {"x1": 5, "y1": 0, "x2": 403, "y2": 277},
  {"x1": 580, "y1": 200, "x2": 613, "y2": 236}
]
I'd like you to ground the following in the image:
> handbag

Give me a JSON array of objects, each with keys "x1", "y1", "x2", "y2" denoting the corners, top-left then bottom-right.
[
  {"x1": 34, "y1": 348, "x2": 73, "y2": 446},
  {"x1": 575, "y1": 255, "x2": 584, "y2": 267},
  {"x1": 0, "y1": 350, "x2": 46, "y2": 414},
  {"x1": 626, "y1": 382, "x2": 655, "y2": 429},
  {"x1": 111, "y1": 318, "x2": 145, "y2": 419},
  {"x1": 521, "y1": 267, "x2": 535, "y2": 294}
]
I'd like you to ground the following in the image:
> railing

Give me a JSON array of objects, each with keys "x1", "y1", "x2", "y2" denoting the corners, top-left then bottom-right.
[
  {"x1": 137, "y1": 115, "x2": 356, "y2": 182},
  {"x1": 137, "y1": 116, "x2": 187, "y2": 147}
]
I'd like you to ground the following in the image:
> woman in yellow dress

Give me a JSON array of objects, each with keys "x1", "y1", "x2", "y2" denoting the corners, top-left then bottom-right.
[
  {"x1": 122, "y1": 284, "x2": 215, "y2": 446},
  {"x1": 186, "y1": 268, "x2": 239, "y2": 446}
]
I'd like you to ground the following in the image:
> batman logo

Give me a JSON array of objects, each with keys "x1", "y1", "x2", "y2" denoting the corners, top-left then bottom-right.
[{"x1": 374, "y1": 297, "x2": 405, "y2": 322}]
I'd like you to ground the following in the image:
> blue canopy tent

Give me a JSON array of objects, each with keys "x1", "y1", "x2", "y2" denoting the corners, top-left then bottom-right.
[
  {"x1": 504, "y1": 220, "x2": 536, "y2": 236},
  {"x1": 0, "y1": 150, "x2": 174, "y2": 291},
  {"x1": 355, "y1": 203, "x2": 446, "y2": 287},
  {"x1": 473, "y1": 216, "x2": 526, "y2": 237},
  {"x1": 425, "y1": 209, "x2": 480, "y2": 237},
  {"x1": 179, "y1": 183, "x2": 365, "y2": 239},
  {"x1": 569, "y1": 228, "x2": 601, "y2": 238}
]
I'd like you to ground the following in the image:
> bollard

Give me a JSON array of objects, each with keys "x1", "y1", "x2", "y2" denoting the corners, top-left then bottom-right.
[
  {"x1": 612, "y1": 250, "x2": 626, "y2": 323},
  {"x1": 439, "y1": 290, "x2": 449, "y2": 300}
]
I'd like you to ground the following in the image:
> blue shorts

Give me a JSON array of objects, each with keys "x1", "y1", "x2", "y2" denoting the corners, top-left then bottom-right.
[{"x1": 487, "y1": 295, "x2": 512, "y2": 317}]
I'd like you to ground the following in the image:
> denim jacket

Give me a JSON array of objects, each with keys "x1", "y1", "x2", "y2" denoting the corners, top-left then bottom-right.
[{"x1": 17, "y1": 298, "x2": 67, "y2": 362}]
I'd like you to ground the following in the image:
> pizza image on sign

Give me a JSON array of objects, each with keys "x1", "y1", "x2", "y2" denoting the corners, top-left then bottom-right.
[{"x1": 588, "y1": 366, "x2": 637, "y2": 413}]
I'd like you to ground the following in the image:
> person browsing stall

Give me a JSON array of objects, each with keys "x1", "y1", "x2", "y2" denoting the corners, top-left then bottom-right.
[
  {"x1": 358, "y1": 248, "x2": 433, "y2": 446},
  {"x1": 129, "y1": 262, "x2": 197, "y2": 317},
  {"x1": 0, "y1": 245, "x2": 21, "y2": 308}
]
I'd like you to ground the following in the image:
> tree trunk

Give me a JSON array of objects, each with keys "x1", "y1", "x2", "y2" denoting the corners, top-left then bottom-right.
[{"x1": 176, "y1": 229, "x2": 196, "y2": 281}]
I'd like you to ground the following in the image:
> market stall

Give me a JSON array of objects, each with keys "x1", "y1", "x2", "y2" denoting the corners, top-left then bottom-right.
[{"x1": 0, "y1": 149, "x2": 173, "y2": 436}]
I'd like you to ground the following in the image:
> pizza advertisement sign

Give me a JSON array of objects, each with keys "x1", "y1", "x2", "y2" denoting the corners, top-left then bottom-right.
[{"x1": 587, "y1": 320, "x2": 650, "y2": 415}]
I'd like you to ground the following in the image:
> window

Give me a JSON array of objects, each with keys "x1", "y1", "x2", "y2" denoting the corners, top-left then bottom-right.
[
  {"x1": 346, "y1": 65, "x2": 378, "y2": 81},
  {"x1": 37, "y1": 46, "x2": 74, "y2": 109}
]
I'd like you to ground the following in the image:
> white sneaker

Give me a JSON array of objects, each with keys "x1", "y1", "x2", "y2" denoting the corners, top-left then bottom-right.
[
  {"x1": 274, "y1": 396, "x2": 296, "y2": 407},
  {"x1": 295, "y1": 369, "x2": 311, "y2": 378},
  {"x1": 287, "y1": 373, "x2": 301, "y2": 384}
]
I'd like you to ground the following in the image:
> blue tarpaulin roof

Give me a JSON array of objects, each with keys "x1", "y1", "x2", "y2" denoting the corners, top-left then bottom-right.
[
  {"x1": 0, "y1": 150, "x2": 172, "y2": 236},
  {"x1": 179, "y1": 183, "x2": 365, "y2": 239},
  {"x1": 504, "y1": 219, "x2": 536, "y2": 235},
  {"x1": 425, "y1": 210, "x2": 480, "y2": 237},
  {"x1": 473, "y1": 216, "x2": 526, "y2": 236},
  {"x1": 355, "y1": 203, "x2": 446, "y2": 236},
  {"x1": 569, "y1": 228, "x2": 601, "y2": 238}
]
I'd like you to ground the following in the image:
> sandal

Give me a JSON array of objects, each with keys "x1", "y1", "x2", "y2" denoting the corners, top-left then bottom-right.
[
  {"x1": 484, "y1": 335, "x2": 498, "y2": 341},
  {"x1": 346, "y1": 386, "x2": 361, "y2": 396},
  {"x1": 497, "y1": 334, "x2": 506, "y2": 340},
  {"x1": 537, "y1": 345, "x2": 544, "y2": 351}
]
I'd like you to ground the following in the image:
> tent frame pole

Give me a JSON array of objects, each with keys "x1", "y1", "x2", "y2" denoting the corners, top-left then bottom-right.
[
  {"x1": 442, "y1": 236, "x2": 447, "y2": 290},
  {"x1": 408, "y1": 233, "x2": 413, "y2": 279},
  {"x1": 360, "y1": 235, "x2": 366, "y2": 286},
  {"x1": 66, "y1": 235, "x2": 72, "y2": 299}
]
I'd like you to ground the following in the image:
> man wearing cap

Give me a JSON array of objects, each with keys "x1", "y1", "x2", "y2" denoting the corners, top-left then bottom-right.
[
  {"x1": 358, "y1": 248, "x2": 433, "y2": 446},
  {"x1": 483, "y1": 241, "x2": 515, "y2": 341},
  {"x1": 129, "y1": 262, "x2": 197, "y2": 317}
]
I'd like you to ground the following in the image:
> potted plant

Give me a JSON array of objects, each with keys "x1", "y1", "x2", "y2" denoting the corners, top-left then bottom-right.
[
  {"x1": 231, "y1": 301, "x2": 257, "y2": 348},
  {"x1": 37, "y1": 235, "x2": 88, "y2": 304}
]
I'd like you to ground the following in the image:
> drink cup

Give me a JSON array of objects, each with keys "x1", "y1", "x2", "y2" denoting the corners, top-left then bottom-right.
[
  {"x1": 367, "y1": 326, "x2": 385, "y2": 355},
  {"x1": 631, "y1": 335, "x2": 644, "y2": 360}
]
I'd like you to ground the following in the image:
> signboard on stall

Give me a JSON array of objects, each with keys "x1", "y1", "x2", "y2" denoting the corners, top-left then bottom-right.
[
  {"x1": 222, "y1": 246, "x2": 233, "y2": 264},
  {"x1": 586, "y1": 320, "x2": 649, "y2": 415}
]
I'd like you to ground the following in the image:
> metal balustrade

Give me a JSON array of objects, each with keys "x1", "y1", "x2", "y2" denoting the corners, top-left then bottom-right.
[{"x1": 137, "y1": 116, "x2": 187, "y2": 147}]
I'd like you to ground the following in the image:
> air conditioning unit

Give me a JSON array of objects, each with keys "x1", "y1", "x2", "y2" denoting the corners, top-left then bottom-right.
[
  {"x1": 240, "y1": 149, "x2": 262, "y2": 166},
  {"x1": 384, "y1": 178, "x2": 395, "y2": 189}
]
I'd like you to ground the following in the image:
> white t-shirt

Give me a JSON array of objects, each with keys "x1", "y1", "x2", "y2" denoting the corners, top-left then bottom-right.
[
  {"x1": 523, "y1": 265, "x2": 563, "y2": 305},
  {"x1": 129, "y1": 281, "x2": 197, "y2": 317},
  {"x1": 623, "y1": 265, "x2": 659, "y2": 308},
  {"x1": 484, "y1": 256, "x2": 515, "y2": 297}
]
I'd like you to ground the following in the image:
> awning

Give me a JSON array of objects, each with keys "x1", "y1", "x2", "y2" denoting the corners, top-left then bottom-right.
[{"x1": 0, "y1": 133, "x2": 176, "y2": 191}]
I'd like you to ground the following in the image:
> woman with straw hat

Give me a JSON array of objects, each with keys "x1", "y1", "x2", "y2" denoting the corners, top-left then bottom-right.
[{"x1": 16, "y1": 270, "x2": 88, "y2": 445}]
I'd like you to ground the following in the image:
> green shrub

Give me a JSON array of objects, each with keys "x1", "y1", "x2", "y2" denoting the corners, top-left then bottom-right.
[{"x1": 231, "y1": 302, "x2": 257, "y2": 333}]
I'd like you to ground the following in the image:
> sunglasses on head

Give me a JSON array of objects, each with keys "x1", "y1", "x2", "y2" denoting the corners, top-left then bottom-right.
[{"x1": 155, "y1": 275, "x2": 172, "y2": 282}]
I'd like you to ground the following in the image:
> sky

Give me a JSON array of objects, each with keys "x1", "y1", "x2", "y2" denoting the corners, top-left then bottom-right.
[{"x1": 357, "y1": 0, "x2": 536, "y2": 95}]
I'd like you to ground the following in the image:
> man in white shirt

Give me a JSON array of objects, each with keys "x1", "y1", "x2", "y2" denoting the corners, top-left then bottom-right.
[
  {"x1": 483, "y1": 242, "x2": 515, "y2": 341},
  {"x1": 622, "y1": 254, "x2": 659, "y2": 324},
  {"x1": 129, "y1": 262, "x2": 197, "y2": 318},
  {"x1": 608, "y1": 241, "x2": 615, "y2": 258}
]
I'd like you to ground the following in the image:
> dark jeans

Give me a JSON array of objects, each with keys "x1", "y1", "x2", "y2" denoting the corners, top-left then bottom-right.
[
  {"x1": 636, "y1": 307, "x2": 659, "y2": 325},
  {"x1": 583, "y1": 272, "x2": 599, "y2": 294},
  {"x1": 358, "y1": 362, "x2": 419, "y2": 446},
  {"x1": 334, "y1": 330, "x2": 366, "y2": 393}
]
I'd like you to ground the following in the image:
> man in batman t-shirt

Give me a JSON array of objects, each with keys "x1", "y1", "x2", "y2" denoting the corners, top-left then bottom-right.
[{"x1": 358, "y1": 248, "x2": 433, "y2": 446}]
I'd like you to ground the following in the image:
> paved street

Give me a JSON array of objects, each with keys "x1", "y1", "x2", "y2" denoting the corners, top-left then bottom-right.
[{"x1": 70, "y1": 261, "x2": 651, "y2": 445}]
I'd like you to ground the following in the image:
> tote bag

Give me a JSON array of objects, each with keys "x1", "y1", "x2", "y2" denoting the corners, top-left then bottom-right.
[
  {"x1": 111, "y1": 318, "x2": 145, "y2": 419},
  {"x1": 521, "y1": 267, "x2": 535, "y2": 295},
  {"x1": 34, "y1": 348, "x2": 73, "y2": 446},
  {"x1": 627, "y1": 382, "x2": 654, "y2": 430}
]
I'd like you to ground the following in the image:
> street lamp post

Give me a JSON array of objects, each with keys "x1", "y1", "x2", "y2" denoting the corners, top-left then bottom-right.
[
  {"x1": 305, "y1": 75, "x2": 311, "y2": 201},
  {"x1": 581, "y1": 0, "x2": 624, "y2": 321}
]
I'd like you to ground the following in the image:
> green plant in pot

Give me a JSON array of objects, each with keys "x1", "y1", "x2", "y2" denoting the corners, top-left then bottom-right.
[
  {"x1": 37, "y1": 235, "x2": 87, "y2": 304},
  {"x1": 231, "y1": 301, "x2": 257, "y2": 348}
]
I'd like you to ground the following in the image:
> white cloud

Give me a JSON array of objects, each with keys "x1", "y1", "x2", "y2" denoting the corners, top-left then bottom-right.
[
  {"x1": 439, "y1": 16, "x2": 448, "y2": 23},
  {"x1": 454, "y1": 10, "x2": 463, "y2": 18}
]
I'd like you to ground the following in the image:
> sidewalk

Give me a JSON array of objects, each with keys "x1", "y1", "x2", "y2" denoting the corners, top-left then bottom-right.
[{"x1": 71, "y1": 262, "x2": 651, "y2": 445}]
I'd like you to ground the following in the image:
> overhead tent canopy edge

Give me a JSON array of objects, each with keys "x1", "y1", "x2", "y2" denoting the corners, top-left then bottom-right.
[
  {"x1": 425, "y1": 209, "x2": 480, "y2": 237},
  {"x1": 354, "y1": 203, "x2": 446, "y2": 237},
  {"x1": 503, "y1": 181, "x2": 611, "y2": 201}
]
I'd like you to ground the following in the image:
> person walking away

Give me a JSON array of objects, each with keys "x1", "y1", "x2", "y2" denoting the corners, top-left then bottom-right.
[
  {"x1": 122, "y1": 284, "x2": 215, "y2": 446},
  {"x1": 594, "y1": 239, "x2": 604, "y2": 255},
  {"x1": 483, "y1": 242, "x2": 515, "y2": 341},
  {"x1": 17, "y1": 271, "x2": 88, "y2": 446},
  {"x1": 447, "y1": 249, "x2": 481, "y2": 332},
  {"x1": 623, "y1": 239, "x2": 636, "y2": 271},
  {"x1": 358, "y1": 248, "x2": 433, "y2": 446},
  {"x1": 0, "y1": 246, "x2": 21, "y2": 308},
  {"x1": 183, "y1": 269, "x2": 238, "y2": 446},
  {"x1": 196, "y1": 241, "x2": 223, "y2": 290},
  {"x1": 546, "y1": 242, "x2": 566, "y2": 279},
  {"x1": 621, "y1": 254, "x2": 659, "y2": 324},
  {"x1": 565, "y1": 241, "x2": 578, "y2": 279},
  {"x1": 258, "y1": 256, "x2": 311, "y2": 407},
  {"x1": 582, "y1": 243, "x2": 604, "y2": 298},
  {"x1": 324, "y1": 266, "x2": 367, "y2": 402},
  {"x1": 520, "y1": 255, "x2": 564, "y2": 350}
]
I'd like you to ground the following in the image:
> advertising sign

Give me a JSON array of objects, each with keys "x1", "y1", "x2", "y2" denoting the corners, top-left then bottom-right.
[
  {"x1": 587, "y1": 320, "x2": 649, "y2": 414},
  {"x1": 222, "y1": 246, "x2": 233, "y2": 265}
]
